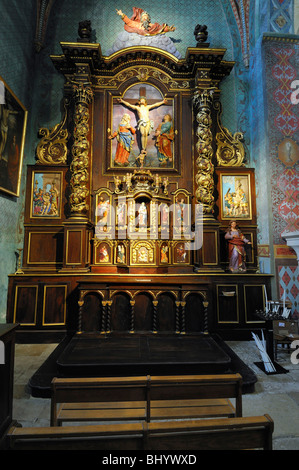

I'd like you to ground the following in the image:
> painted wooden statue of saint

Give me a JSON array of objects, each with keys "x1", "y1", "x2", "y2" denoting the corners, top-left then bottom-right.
[
  {"x1": 155, "y1": 114, "x2": 174, "y2": 166},
  {"x1": 109, "y1": 113, "x2": 136, "y2": 166},
  {"x1": 225, "y1": 220, "x2": 252, "y2": 272}
]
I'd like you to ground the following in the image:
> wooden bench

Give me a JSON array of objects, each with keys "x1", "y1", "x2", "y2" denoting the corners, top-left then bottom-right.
[
  {"x1": 50, "y1": 373, "x2": 243, "y2": 426},
  {"x1": 5, "y1": 415, "x2": 274, "y2": 450}
]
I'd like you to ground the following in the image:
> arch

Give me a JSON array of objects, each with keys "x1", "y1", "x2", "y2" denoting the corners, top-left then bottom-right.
[
  {"x1": 156, "y1": 292, "x2": 176, "y2": 332},
  {"x1": 80, "y1": 292, "x2": 103, "y2": 332},
  {"x1": 184, "y1": 292, "x2": 205, "y2": 333},
  {"x1": 134, "y1": 291, "x2": 154, "y2": 331},
  {"x1": 110, "y1": 291, "x2": 131, "y2": 331}
]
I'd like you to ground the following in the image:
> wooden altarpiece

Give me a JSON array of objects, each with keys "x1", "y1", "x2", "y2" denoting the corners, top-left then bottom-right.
[{"x1": 6, "y1": 26, "x2": 272, "y2": 341}]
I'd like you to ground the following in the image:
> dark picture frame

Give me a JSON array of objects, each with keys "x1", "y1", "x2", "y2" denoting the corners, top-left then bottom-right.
[{"x1": 0, "y1": 76, "x2": 27, "y2": 197}]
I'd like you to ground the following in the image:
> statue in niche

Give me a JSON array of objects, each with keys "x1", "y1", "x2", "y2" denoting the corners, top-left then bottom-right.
[
  {"x1": 175, "y1": 197, "x2": 186, "y2": 225},
  {"x1": 96, "y1": 196, "x2": 110, "y2": 232},
  {"x1": 160, "y1": 244, "x2": 169, "y2": 263},
  {"x1": 116, "y1": 7, "x2": 175, "y2": 36},
  {"x1": 176, "y1": 243, "x2": 187, "y2": 263},
  {"x1": 117, "y1": 201, "x2": 126, "y2": 226},
  {"x1": 118, "y1": 95, "x2": 167, "y2": 151},
  {"x1": 98, "y1": 244, "x2": 109, "y2": 263},
  {"x1": 116, "y1": 243, "x2": 126, "y2": 264},
  {"x1": 138, "y1": 202, "x2": 147, "y2": 228},
  {"x1": 224, "y1": 220, "x2": 252, "y2": 273},
  {"x1": 155, "y1": 114, "x2": 174, "y2": 166},
  {"x1": 108, "y1": 114, "x2": 136, "y2": 166},
  {"x1": 161, "y1": 203, "x2": 169, "y2": 227}
]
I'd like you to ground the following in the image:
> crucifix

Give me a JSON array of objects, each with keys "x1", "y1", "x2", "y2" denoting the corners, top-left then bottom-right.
[{"x1": 118, "y1": 87, "x2": 167, "y2": 151}]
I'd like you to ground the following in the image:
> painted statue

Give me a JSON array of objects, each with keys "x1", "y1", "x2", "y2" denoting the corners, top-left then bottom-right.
[
  {"x1": 117, "y1": 202, "x2": 126, "y2": 226},
  {"x1": 224, "y1": 220, "x2": 251, "y2": 273},
  {"x1": 96, "y1": 197, "x2": 110, "y2": 232},
  {"x1": 99, "y1": 244, "x2": 109, "y2": 263},
  {"x1": 118, "y1": 95, "x2": 167, "y2": 151},
  {"x1": 155, "y1": 114, "x2": 174, "y2": 166},
  {"x1": 138, "y1": 202, "x2": 147, "y2": 227},
  {"x1": 116, "y1": 7, "x2": 175, "y2": 36},
  {"x1": 135, "y1": 149, "x2": 147, "y2": 168},
  {"x1": 116, "y1": 243, "x2": 126, "y2": 264},
  {"x1": 109, "y1": 113, "x2": 136, "y2": 166},
  {"x1": 160, "y1": 244, "x2": 169, "y2": 263}
]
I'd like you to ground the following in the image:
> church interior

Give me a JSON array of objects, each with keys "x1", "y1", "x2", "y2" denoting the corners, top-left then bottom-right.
[{"x1": 0, "y1": 0, "x2": 298, "y2": 451}]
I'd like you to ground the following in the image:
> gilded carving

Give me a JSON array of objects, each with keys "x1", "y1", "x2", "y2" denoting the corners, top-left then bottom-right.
[
  {"x1": 192, "y1": 88, "x2": 216, "y2": 215},
  {"x1": 214, "y1": 101, "x2": 245, "y2": 166},
  {"x1": 96, "y1": 67, "x2": 190, "y2": 90},
  {"x1": 69, "y1": 83, "x2": 93, "y2": 216},
  {"x1": 36, "y1": 100, "x2": 69, "y2": 165},
  {"x1": 216, "y1": 129, "x2": 245, "y2": 166}
]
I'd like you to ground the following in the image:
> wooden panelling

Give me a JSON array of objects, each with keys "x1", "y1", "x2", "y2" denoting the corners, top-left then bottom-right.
[
  {"x1": 66, "y1": 230, "x2": 83, "y2": 265},
  {"x1": 216, "y1": 285, "x2": 239, "y2": 324},
  {"x1": 42, "y1": 285, "x2": 67, "y2": 326},
  {"x1": 13, "y1": 285, "x2": 38, "y2": 325},
  {"x1": 202, "y1": 231, "x2": 218, "y2": 266},
  {"x1": 27, "y1": 231, "x2": 63, "y2": 265},
  {"x1": 244, "y1": 284, "x2": 266, "y2": 323}
]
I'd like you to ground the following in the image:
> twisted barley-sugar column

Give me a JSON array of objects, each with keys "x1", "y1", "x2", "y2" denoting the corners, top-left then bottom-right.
[
  {"x1": 192, "y1": 88, "x2": 215, "y2": 217},
  {"x1": 69, "y1": 83, "x2": 93, "y2": 218}
]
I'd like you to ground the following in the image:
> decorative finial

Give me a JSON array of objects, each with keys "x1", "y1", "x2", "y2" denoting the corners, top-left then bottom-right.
[{"x1": 194, "y1": 24, "x2": 209, "y2": 47}]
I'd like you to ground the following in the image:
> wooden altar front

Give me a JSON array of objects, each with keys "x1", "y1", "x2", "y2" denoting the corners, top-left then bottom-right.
[{"x1": 6, "y1": 23, "x2": 272, "y2": 341}]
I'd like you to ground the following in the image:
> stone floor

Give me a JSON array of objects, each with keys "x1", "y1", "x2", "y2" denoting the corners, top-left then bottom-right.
[{"x1": 12, "y1": 339, "x2": 299, "y2": 450}]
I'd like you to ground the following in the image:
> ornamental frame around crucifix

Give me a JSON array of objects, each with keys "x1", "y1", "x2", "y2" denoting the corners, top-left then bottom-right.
[{"x1": 105, "y1": 80, "x2": 179, "y2": 173}]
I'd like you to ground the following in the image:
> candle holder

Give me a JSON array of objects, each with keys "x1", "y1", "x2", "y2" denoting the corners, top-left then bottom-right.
[{"x1": 15, "y1": 249, "x2": 24, "y2": 275}]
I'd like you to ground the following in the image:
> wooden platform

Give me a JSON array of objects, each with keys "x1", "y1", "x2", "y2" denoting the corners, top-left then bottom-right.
[{"x1": 56, "y1": 333, "x2": 231, "y2": 377}]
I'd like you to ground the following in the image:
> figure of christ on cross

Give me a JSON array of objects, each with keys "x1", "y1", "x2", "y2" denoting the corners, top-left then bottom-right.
[{"x1": 118, "y1": 88, "x2": 167, "y2": 152}]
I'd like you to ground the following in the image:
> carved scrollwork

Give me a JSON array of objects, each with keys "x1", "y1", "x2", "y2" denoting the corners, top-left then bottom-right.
[
  {"x1": 96, "y1": 67, "x2": 190, "y2": 90},
  {"x1": 216, "y1": 129, "x2": 245, "y2": 166},
  {"x1": 214, "y1": 100, "x2": 245, "y2": 166},
  {"x1": 36, "y1": 100, "x2": 69, "y2": 165}
]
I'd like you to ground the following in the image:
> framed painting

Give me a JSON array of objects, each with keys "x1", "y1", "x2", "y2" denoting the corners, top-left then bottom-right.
[
  {"x1": 0, "y1": 76, "x2": 28, "y2": 196},
  {"x1": 219, "y1": 172, "x2": 252, "y2": 221},
  {"x1": 31, "y1": 171, "x2": 62, "y2": 218},
  {"x1": 108, "y1": 83, "x2": 176, "y2": 170}
]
